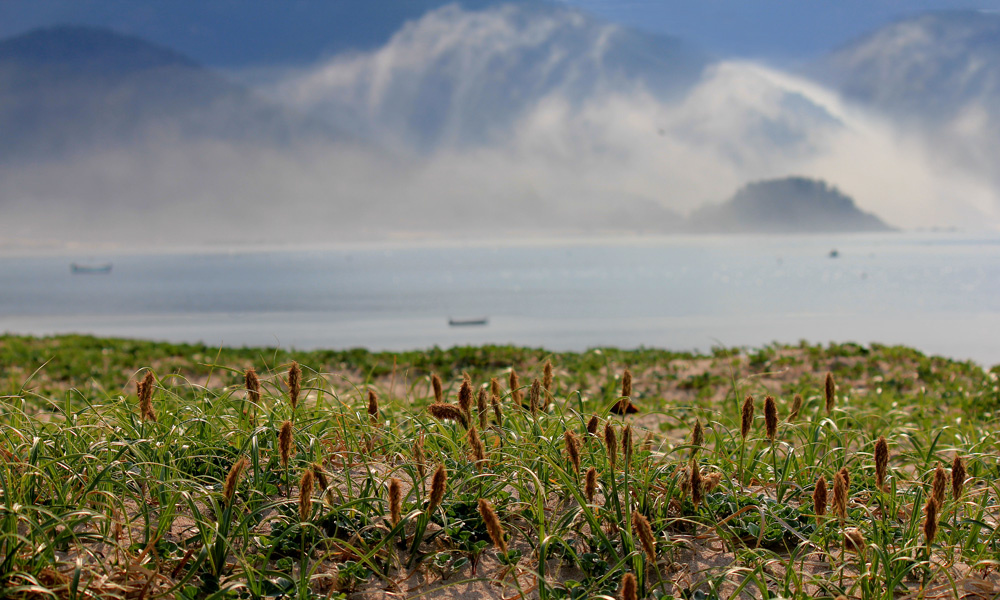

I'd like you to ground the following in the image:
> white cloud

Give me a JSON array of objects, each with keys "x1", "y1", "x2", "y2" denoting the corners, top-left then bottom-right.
[
  {"x1": 265, "y1": 4, "x2": 1000, "y2": 231},
  {"x1": 5, "y1": 2, "x2": 1000, "y2": 248}
]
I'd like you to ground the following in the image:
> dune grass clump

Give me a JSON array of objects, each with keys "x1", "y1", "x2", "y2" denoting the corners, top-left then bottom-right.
[{"x1": 0, "y1": 334, "x2": 999, "y2": 599}]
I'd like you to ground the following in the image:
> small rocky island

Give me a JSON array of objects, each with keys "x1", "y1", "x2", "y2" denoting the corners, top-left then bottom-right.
[{"x1": 688, "y1": 176, "x2": 892, "y2": 233}]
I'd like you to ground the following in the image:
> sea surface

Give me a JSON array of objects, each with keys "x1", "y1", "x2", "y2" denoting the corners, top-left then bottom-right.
[{"x1": 3, "y1": 233, "x2": 1000, "y2": 365}]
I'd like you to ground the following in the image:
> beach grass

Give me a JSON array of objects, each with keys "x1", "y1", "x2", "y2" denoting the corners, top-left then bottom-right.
[{"x1": 1, "y1": 333, "x2": 999, "y2": 599}]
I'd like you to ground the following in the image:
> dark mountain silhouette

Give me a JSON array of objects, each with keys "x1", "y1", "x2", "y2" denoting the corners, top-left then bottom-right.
[
  {"x1": 688, "y1": 177, "x2": 892, "y2": 233},
  {"x1": 0, "y1": 0, "x2": 504, "y2": 67},
  {"x1": 0, "y1": 26, "x2": 336, "y2": 163}
]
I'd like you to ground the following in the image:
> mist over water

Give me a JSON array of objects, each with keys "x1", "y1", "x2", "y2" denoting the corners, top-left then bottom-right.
[{"x1": 3, "y1": 233, "x2": 999, "y2": 364}]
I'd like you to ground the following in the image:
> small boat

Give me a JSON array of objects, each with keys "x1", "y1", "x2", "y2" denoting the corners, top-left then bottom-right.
[
  {"x1": 71, "y1": 263, "x2": 112, "y2": 274},
  {"x1": 448, "y1": 317, "x2": 488, "y2": 327},
  {"x1": 828, "y1": 249, "x2": 839, "y2": 258}
]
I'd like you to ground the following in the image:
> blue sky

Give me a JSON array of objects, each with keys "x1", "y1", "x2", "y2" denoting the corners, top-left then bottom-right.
[{"x1": 2, "y1": 0, "x2": 998, "y2": 66}]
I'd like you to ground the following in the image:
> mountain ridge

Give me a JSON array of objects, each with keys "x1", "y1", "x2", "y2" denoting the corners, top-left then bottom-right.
[
  {"x1": 813, "y1": 9, "x2": 1000, "y2": 194},
  {"x1": 0, "y1": 25, "x2": 339, "y2": 164},
  {"x1": 815, "y1": 10, "x2": 1000, "y2": 119},
  {"x1": 0, "y1": 25, "x2": 198, "y2": 72},
  {"x1": 277, "y1": 3, "x2": 709, "y2": 149},
  {"x1": 1, "y1": 7, "x2": 994, "y2": 243}
]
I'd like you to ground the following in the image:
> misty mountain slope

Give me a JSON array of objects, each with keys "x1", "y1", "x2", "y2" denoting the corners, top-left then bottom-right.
[
  {"x1": 273, "y1": 3, "x2": 891, "y2": 211},
  {"x1": 819, "y1": 11, "x2": 1000, "y2": 119},
  {"x1": 2, "y1": 6, "x2": 996, "y2": 245},
  {"x1": 816, "y1": 11, "x2": 1000, "y2": 188},
  {"x1": 278, "y1": 3, "x2": 709, "y2": 148},
  {"x1": 689, "y1": 177, "x2": 892, "y2": 233},
  {"x1": 0, "y1": 26, "x2": 337, "y2": 163}
]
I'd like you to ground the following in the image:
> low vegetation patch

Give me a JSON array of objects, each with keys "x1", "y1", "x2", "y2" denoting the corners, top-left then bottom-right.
[{"x1": 1, "y1": 334, "x2": 999, "y2": 599}]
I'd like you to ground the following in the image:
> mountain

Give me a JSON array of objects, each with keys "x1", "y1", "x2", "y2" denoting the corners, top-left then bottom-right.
[
  {"x1": 0, "y1": 6, "x2": 980, "y2": 245},
  {"x1": 688, "y1": 177, "x2": 892, "y2": 233},
  {"x1": 0, "y1": 0, "x2": 503, "y2": 67},
  {"x1": 817, "y1": 11, "x2": 1000, "y2": 121},
  {"x1": 278, "y1": 3, "x2": 709, "y2": 148},
  {"x1": 0, "y1": 26, "x2": 336, "y2": 163},
  {"x1": 814, "y1": 11, "x2": 1000, "y2": 190}
]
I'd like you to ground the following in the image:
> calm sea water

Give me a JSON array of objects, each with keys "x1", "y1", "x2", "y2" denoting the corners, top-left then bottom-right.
[{"x1": 2, "y1": 233, "x2": 1000, "y2": 364}]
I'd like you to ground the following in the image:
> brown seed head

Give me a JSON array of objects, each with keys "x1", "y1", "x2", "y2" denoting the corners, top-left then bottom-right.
[
  {"x1": 621, "y1": 367, "x2": 632, "y2": 398},
  {"x1": 490, "y1": 377, "x2": 501, "y2": 401},
  {"x1": 278, "y1": 420, "x2": 293, "y2": 467},
  {"x1": 874, "y1": 436, "x2": 889, "y2": 490},
  {"x1": 432, "y1": 374, "x2": 443, "y2": 404},
  {"x1": 932, "y1": 464, "x2": 947, "y2": 507},
  {"x1": 825, "y1": 372, "x2": 835, "y2": 414},
  {"x1": 458, "y1": 379, "x2": 473, "y2": 421},
  {"x1": 586, "y1": 415, "x2": 599, "y2": 436},
  {"x1": 509, "y1": 369, "x2": 521, "y2": 406},
  {"x1": 704, "y1": 471, "x2": 723, "y2": 493},
  {"x1": 141, "y1": 369, "x2": 155, "y2": 394},
  {"x1": 620, "y1": 572, "x2": 637, "y2": 600},
  {"x1": 585, "y1": 467, "x2": 598, "y2": 502},
  {"x1": 477, "y1": 386, "x2": 489, "y2": 430},
  {"x1": 604, "y1": 422, "x2": 618, "y2": 470},
  {"x1": 468, "y1": 426, "x2": 486, "y2": 465},
  {"x1": 740, "y1": 394, "x2": 754, "y2": 439},
  {"x1": 924, "y1": 497, "x2": 938, "y2": 546},
  {"x1": 764, "y1": 395, "x2": 778, "y2": 441},
  {"x1": 844, "y1": 528, "x2": 865, "y2": 553},
  {"x1": 312, "y1": 463, "x2": 329, "y2": 494},
  {"x1": 138, "y1": 371, "x2": 156, "y2": 422},
  {"x1": 632, "y1": 510, "x2": 656, "y2": 563},
  {"x1": 367, "y1": 389, "x2": 379, "y2": 423},
  {"x1": 691, "y1": 461, "x2": 703, "y2": 508},
  {"x1": 388, "y1": 477, "x2": 402, "y2": 526},
  {"x1": 428, "y1": 465, "x2": 447, "y2": 514},
  {"x1": 813, "y1": 476, "x2": 828, "y2": 518},
  {"x1": 543, "y1": 359, "x2": 553, "y2": 392},
  {"x1": 789, "y1": 393, "x2": 802, "y2": 421},
  {"x1": 223, "y1": 457, "x2": 248, "y2": 504},
  {"x1": 833, "y1": 471, "x2": 847, "y2": 522},
  {"x1": 564, "y1": 430, "x2": 581, "y2": 475},
  {"x1": 478, "y1": 498, "x2": 507, "y2": 553},
  {"x1": 679, "y1": 466, "x2": 691, "y2": 498},
  {"x1": 838, "y1": 466, "x2": 850, "y2": 492},
  {"x1": 288, "y1": 362, "x2": 301, "y2": 410},
  {"x1": 952, "y1": 454, "x2": 966, "y2": 500},
  {"x1": 413, "y1": 434, "x2": 426, "y2": 479},
  {"x1": 691, "y1": 419, "x2": 704, "y2": 456},
  {"x1": 529, "y1": 379, "x2": 541, "y2": 415},
  {"x1": 428, "y1": 403, "x2": 469, "y2": 429},
  {"x1": 245, "y1": 368, "x2": 261, "y2": 404},
  {"x1": 298, "y1": 469, "x2": 314, "y2": 522},
  {"x1": 490, "y1": 391, "x2": 503, "y2": 428}
]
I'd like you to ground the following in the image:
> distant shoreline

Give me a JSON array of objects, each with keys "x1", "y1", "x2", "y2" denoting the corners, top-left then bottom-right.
[
  {"x1": 8, "y1": 227, "x2": 983, "y2": 259},
  {"x1": 1, "y1": 333, "x2": 994, "y2": 370}
]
